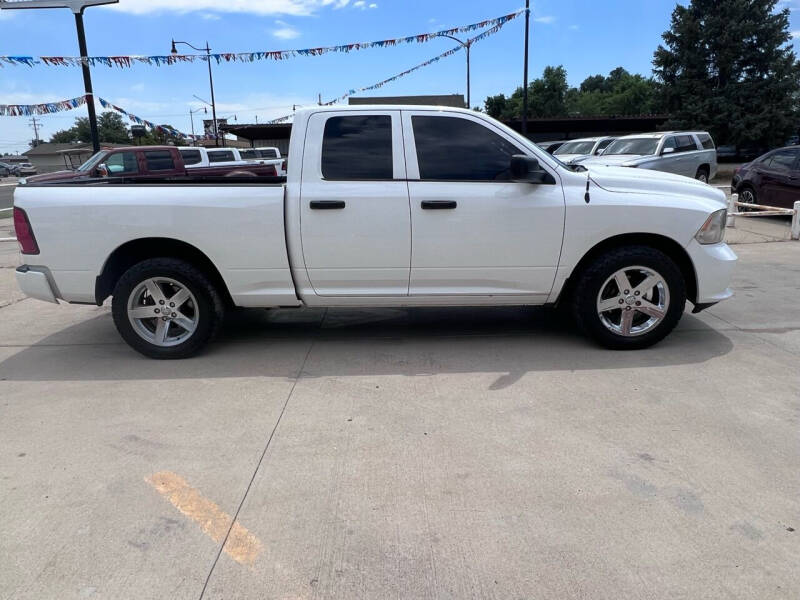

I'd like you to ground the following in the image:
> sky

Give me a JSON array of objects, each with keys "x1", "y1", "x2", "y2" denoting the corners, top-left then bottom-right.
[{"x1": 1, "y1": 0, "x2": 800, "y2": 154}]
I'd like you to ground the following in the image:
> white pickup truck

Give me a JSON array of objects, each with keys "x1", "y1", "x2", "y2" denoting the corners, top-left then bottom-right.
[
  {"x1": 13, "y1": 106, "x2": 736, "y2": 358},
  {"x1": 179, "y1": 146, "x2": 284, "y2": 174}
]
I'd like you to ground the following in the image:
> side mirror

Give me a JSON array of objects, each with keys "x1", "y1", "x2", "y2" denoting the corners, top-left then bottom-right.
[
  {"x1": 96, "y1": 164, "x2": 109, "y2": 177},
  {"x1": 510, "y1": 155, "x2": 555, "y2": 184},
  {"x1": 661, "y1": 147, "x2": 675, "y2": 155}
]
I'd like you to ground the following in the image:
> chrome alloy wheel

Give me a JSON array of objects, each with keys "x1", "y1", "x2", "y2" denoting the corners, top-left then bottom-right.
[
  {"x1": 739, "y1": 188, "x2": 756, "y2": 209},
  {"x1": 596, "y1": 266, "x2": 670, "y2": 337},
  {"x1": 127, "y1": 277, "x2": 199, "y2": 347}
]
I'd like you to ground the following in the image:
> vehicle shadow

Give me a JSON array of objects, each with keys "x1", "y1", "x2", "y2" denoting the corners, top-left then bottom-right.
[{"x1": 0, "y1": 306, "x2": 734, "y2": 385}]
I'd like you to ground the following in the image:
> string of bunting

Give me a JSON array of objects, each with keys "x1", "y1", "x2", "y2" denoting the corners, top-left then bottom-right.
[
  {"x1": 0, "y1": 94, "x2": 87, "y2": 116},
  {"x1": 0, "y1": 10, "x2": 523, "y2": 69},
  {"x1": 98, "y1": 97, "x2": 189, "y2": 138},
  {"x1": 268, "y1": 15, "x2": 510, "y2": 123}
]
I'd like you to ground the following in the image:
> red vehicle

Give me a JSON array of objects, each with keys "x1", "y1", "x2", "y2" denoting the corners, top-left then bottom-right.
[
  {"x1": 731, "y1": 146, "x2": 800, "y2": 209},
  {"x1": 25, "y1": 146, "x2": 277, "y2": 184}
]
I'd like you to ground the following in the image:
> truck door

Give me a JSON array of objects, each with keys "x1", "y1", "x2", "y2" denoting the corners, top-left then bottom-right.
[
  {"x1": 299, "y1": 110, "x2": 411, "y2": 296},
  {"x1": 402, "y1": 110, "x2": 565, "y2": 299}
]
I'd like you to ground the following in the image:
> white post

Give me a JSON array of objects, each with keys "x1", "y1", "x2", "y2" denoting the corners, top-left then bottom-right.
[
  {"x1": 792, "y1": 201, "x2": 800, "y2": 240},
  {"x1": 727, "y1": 193, "x2": 737, "y2": 228}
]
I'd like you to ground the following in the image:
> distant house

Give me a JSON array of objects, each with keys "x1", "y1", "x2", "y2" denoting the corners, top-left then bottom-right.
[{"x1": 25, "y1": 143, "x2": 96, "y2": 174}]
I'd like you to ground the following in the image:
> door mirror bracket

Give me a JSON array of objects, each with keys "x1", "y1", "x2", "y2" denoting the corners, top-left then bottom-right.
[{"x1": 510, "y1": 155, "x2": 556, "y2": 184}]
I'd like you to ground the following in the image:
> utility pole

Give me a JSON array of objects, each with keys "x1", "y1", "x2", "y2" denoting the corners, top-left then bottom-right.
[
  {"x1": 29, "y1": 116, "x2": 42, "y2": 147},
  {"x1": 522, "y1": 0, "x2": 530, "y2": 137},
  {"x1": 318, "y1": 93, "x2": 322, "y2": 106}
]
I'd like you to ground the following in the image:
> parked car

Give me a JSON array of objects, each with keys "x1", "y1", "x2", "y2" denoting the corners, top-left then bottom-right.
[
  {"x1": 0, "y1": 161, "x2": 18, "y2": 177},
  {"x1": 14, "y1": 105, "x2": 735, "y2": 358},
  {"x1": 537, "y1": 140, "x2": 569, "y2": 154},
  {"x1": 24, "y1": 146, "x2": 277, "y2": 184},
  {"x1": 18, "y1": 162, "x2": 37, "y2": 176},
  {"x1": 553, "y1": 136, "x2": 616, "y2": 164},
  {"x1": 579, "y1": 131, "x2": 717, "y2": 182},
  {"x1": 731, "y1": 146, "x2": 800, "y2": 209}
]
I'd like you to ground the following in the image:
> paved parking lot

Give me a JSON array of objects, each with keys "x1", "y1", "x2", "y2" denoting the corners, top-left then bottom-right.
[{"x1": 0, "y1": 238, "x2": 798, "y2": 599}]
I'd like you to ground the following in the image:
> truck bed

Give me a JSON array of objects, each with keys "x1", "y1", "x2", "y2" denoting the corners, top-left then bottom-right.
[{"x1": 13, "y1": 180, "x2": 297, "y2": 307}]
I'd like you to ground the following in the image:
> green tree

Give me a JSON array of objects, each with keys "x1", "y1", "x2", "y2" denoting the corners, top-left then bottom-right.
[
  {"x1": 653, "y1": 0, "x2": 800, "y2": 147},
  {"x1": 49, "y1": 111, "x2": 131, "y2": 144},
  {"x1": 484, "y1": 66, "x2": 658, "y2": 119}
]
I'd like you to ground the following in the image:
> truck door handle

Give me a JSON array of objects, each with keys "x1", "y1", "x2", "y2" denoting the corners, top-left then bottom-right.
[
  {"x1": 421, "y1": 200, "x2": 457, "y2": 210},
  {"x1": 310, "y1": 200, "x2": 346, "y2": 210}
]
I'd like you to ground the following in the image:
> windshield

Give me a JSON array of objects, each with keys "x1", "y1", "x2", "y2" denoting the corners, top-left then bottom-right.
[
  {"x1": 555, "y1": 141, "x2": 596, "y2": 156},
  {"x1": 77, "y1": 151, "x2": 108, "y2": 172},
  {"x1": 603, "y1": 138, "x2": 659, "y2": 156}
]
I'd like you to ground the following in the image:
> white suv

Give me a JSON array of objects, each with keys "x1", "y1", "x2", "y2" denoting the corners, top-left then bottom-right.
[{"x1": 579, "y1": 132, "x2": 717, "y2": 182}]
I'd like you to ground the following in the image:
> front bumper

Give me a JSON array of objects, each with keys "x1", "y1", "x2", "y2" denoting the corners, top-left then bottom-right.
[
  {"x1": 15, "y1": 266, "x2": 59, "y2": 304},
  {"x1": 685, "y1": 240, "x2": 737, "y2": 306}
]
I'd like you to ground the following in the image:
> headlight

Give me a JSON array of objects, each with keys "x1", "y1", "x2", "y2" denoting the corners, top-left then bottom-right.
[{"x1": 695, "y1": 208, "x2": 727, "y2": 244}]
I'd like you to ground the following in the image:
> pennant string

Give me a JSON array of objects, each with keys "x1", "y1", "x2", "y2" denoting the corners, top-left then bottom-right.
[{"x1": 0, "y1": 10, "x2": 523, "y2": 68}]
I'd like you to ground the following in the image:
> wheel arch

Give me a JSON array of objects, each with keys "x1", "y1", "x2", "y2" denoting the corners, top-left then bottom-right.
[
  {"x1": 557, "y1": 233, "x2": 698, "y2": 305},
  {"x1": 95, "y1": 237, "x2": 233, "y2": 307}
]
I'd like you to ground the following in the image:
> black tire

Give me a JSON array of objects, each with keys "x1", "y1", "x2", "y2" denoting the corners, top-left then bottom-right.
[
  {"x1": 571, "y1": 246, "x2": 686, "y2": 350},
  {"x1": 738, "y1": 185, "x2": 757, "y2": 211},
  {"x1": 111, "y1": 258, "x2": 224, "y2": 359},
  {"x1": 695, "y1": 166, "x2": 710, "y2": 183}
]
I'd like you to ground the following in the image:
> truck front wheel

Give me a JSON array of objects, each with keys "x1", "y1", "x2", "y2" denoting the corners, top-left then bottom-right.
[
  {"x1": 111, "y1": 258, "x2": 224, "y2": 359},
  {"x1": 571, "y1": 246, "x2": 686, "y2": 350}
]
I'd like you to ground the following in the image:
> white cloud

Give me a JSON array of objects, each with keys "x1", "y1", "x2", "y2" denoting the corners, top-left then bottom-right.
[
  {"x1": 369, "y1": 2, "x2": 377, "y2": 7},
  {"x1": 272, "y1": 20, "x2": 300, "y2": 39},
  {"x1": 533, "y1": 15, "x2": 556, "y2": 24},
  {"x1": 568, "y1": 24, "x2": 579, "y2": 31},
  {"x1": 200, "y1": 13, "x2": 221, "y2": 20},
  {"x1": 103, "y1": 0, "x2": 352, "y2": 17}
]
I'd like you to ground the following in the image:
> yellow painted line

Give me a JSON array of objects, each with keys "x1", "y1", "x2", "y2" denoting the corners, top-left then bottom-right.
[{"x1": 145, "y1": 471, "x2": 262, "y2": 566}]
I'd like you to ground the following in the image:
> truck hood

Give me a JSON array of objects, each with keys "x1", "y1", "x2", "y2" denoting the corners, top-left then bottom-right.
[
  {"x1": 554, "y1": 153, "x2": 589, "y2": 163},
  {"x1": 23, "y1": 170, "x2": 86, "y2": 184},
  {"x1": 585, "y1": 164, "x2": 726, "y2": 205}
]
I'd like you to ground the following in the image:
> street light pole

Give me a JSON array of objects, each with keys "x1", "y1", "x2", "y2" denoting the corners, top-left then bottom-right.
[
  {"x1": 522, "y1": 0, "x2": 530, "y2": 136},
  {"x1": 189, "y1": 107, "x2": 206, "y2": 146},
  {"x1": 438, "y1": 34, "x2": 471, "y2": 109},
  {"x1": 74, "y1": 8, "x2": 100, "y2": 152},
  {"x1": 172, "y1": 39, "x2": 220, "y2": 147},
  {"x1": 0, "y1": 1, "x2": 118, "y2": 154}
]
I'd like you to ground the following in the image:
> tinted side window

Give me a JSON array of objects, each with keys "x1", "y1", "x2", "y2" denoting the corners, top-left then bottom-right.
[
  {"x1": 144, "y1": 150, "x2": 175, "y2": 171},
  {"x1": 208, "y1": 150, "x2": 235, "y2": 162},
  {"x1": 239, "y1": 149, "x2": 256, "y2": 160},
  {"x1": 412, "y1": 115, "x2": 522, "y2": 181},
  {"x1": 767, "y1": 150, "x2": 798, "y2": 171},
  {"x1": 675, "y1": 135, "x2": 698, "y2": 153},
  {"x1": 697, "y1": 134, "x2": 715, "y2": 150},
  {"x1": 179, "y1": 149, "x2": 202, "y2": 165},
  {"x1": 258, "y1": 149, "x2": 279, "y2": 159},
  {"x1": 662, "y1": 137, "x2": 677, "y2": 152},
  {"x1": 105, "y1": 151, "x2": 139, "y2": 175},
  {"x1": 321, "y1": 115, "x2": 393, "y2": 180}
]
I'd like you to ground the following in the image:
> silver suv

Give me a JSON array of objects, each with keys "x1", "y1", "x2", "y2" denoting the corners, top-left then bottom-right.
[{"x1": 578, "y1": 131, "x2": 717, "y2": 182}]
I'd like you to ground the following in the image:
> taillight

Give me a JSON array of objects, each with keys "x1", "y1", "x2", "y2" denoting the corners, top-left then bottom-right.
[
  {"x1": 281, "y1": 160, "x2": 287, "y2": 172},
  {"x1": 13, "y1": 206, "x2": 39, "y2": 255}
]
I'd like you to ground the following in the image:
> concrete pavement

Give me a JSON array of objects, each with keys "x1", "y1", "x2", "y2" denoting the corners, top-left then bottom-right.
[
  {"x1": 0, "y1": 243, "x2": 798, "y2": 599},
  {"x1": 0, "y1": 180, "x2": 17, "y2": 211}
]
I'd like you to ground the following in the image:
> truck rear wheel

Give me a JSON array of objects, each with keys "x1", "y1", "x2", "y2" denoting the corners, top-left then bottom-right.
[
  {"x1": 111, "y1": 258, "x2": 224, "y2": 359},
  {"x1": 571, "y1": 246, "x2": 686, "y2": 350}
]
